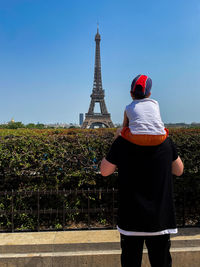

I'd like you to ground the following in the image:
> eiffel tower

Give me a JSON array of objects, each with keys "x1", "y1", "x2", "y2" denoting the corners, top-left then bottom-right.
[{"x1": 82, "y1": 27, "x2": 114, "y2": 129}]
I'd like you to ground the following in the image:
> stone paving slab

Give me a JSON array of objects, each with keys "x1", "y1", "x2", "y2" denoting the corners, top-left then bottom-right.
[
  {"x1": 0, "y1": 229, "x2": 200, "y2": 246},
  {"x1": 0, "y1": 228, "x2": 200, "y2": 247},
  {"x1": 0, "y1": 230, "x2": 121, "y2": 254},
  {"x1": 1, "y1": 248, "x2": 200, "y2": 267},
  {"x1": 0, "y1": 230, "x2": 119, "y2": 246}
]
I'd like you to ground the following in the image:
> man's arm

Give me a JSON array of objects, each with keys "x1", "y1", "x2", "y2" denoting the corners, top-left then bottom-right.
[
  {"x1": 172, "y1": 156, "x2": 184, "y2": 176},
  {"x1": 100, "y1": 158, "x2": 116, "y2": 177}
]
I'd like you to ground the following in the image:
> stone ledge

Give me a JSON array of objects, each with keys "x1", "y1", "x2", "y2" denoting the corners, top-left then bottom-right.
[
  {"x1": 1, "y1": 247, "x2": 200, "y2": 258},
  {"x1": 0, "y1": 228, "x2": 200, "y2": 267},
  {"x1": 0, "y1": 228, "x2": 200, "y2": 253},
  {"x1": 0, "y1": 248, "x2": 200, "y2": 267}
]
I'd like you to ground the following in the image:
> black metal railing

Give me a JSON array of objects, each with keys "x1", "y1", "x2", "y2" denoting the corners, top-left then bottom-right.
[
  {"x1": 0, "y1": 188, "x2": 118, "y2": 232},
  {"x1": 0, "y1": 177, "x2": 200, "y2": 232}
]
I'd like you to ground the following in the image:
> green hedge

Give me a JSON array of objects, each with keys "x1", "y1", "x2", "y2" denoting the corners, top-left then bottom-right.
[
  {"x1": 0, "y1": 128, "x2": 117, "y2": 191},
  {"x1": 0, "y1": 128, "x2": 200, "y2": 191},
  {"x1": 0, "y1": 128, "x2": 200, "y2": 231}
]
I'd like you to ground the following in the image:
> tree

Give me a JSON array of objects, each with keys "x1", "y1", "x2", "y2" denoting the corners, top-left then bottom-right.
[{"x1": 7, "y1": 121, "x2": 25, "y2": 129}]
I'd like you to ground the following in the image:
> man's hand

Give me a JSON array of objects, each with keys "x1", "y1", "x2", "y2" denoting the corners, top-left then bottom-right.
[{"x1": 100, "y1": 158, "x2": 116, "y2": 176}]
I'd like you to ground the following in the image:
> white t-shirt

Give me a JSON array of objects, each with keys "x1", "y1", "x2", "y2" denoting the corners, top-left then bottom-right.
[{"x1": 125, "y1": 98, "x2": 165, "y2": 135}]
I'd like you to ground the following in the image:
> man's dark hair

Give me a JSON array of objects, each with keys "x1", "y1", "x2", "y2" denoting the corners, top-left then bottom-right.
[{"x1": 131, "y1": 85, "x2": 146, "y2": 99}]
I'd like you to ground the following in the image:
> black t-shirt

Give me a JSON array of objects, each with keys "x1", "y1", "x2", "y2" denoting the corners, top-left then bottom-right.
[{"x1": 106, "y1": 136, "x2": 178, "y2": 232}]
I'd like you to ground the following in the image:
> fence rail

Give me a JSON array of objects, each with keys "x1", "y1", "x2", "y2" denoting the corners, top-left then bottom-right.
[
  {"x1": 0, "y1": 181, "x2": 200, "y2": 232},
  {"x1": 0, "y1": 188, "x2": 118, "y2": 232}
]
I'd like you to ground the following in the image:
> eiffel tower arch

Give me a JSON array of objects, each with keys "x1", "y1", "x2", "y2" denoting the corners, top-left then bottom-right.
[{"x1": 82, "y1": 27, "x2": 114, "y2": 129}]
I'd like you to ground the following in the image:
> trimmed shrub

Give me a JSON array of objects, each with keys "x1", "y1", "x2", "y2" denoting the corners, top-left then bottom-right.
[{"x1": 0, "y1": 128, "x2": 199, "y2": 231}]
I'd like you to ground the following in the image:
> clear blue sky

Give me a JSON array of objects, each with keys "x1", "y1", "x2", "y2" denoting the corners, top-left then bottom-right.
[{"x1": 0, "y1": 0, "x2": 200, "y2": 124}]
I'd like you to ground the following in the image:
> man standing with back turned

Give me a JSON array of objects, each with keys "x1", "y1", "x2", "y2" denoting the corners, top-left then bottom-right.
[{"x1": 100, "y1": 78, "x2": 184, "y2": 267}]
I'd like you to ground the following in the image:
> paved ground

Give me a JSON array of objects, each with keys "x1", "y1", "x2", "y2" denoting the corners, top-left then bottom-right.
[{"x1": 0, "y1": 228, "x2": 200, "y2": 249}]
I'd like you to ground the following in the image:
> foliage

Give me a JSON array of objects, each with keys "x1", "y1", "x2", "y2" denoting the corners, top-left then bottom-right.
[
  {"x1": 169, "y1": 128, "x2": 200, "y2": 177},
  {"x1": 0, "y1": 128, "x2": 199, "y2": 190},
  {"x1": 0, "y1": 122, "x2": 46, "y2": 130},
  {"x1": 0, "y1": 128, "x2": 116, "y2": 191},
  {"x1": 0, "y1": 128, "x2": 199, "y2": 231}
]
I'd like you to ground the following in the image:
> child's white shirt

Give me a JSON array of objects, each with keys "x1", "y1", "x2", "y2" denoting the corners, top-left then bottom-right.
[{"x1": 125, "y1": 98, "x2": 165, "y2": 135}]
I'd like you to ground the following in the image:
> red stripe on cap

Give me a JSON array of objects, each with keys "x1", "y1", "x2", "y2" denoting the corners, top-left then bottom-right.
[{"x1": 133, "y1": 75, "x2": 148, "y2": 93}]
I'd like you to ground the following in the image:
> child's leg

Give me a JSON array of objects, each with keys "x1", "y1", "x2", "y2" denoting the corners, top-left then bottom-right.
[{"x1": 114, "y1": 128, "x2": 123, "y2": 140}]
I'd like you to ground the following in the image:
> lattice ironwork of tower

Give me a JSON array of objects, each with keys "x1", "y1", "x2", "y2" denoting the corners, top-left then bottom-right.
[{"x1": 82, "y1": 28, "x2": 114, "y2": 129}]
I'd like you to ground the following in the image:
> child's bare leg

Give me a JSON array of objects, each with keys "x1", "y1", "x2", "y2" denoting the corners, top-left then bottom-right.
[{"x1": 114, "y1": 128, "x2": 122, "y2": 140}]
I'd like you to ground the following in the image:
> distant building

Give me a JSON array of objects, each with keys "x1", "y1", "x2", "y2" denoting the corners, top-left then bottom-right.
[
  {"x1": 79, "y1": 113, "x2": 84, "y2": 126},
  {"x1": 44, "y1": 122, "x2": 80, "y2": 128}
]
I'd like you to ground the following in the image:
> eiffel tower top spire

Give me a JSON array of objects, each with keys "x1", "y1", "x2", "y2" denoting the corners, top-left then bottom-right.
[{"x1": 96, "y1": 23, "x2": 100, "y2": 38}]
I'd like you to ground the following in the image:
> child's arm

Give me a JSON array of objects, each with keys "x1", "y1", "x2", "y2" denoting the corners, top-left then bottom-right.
[
  {"x1": 114, "y1": 111, "x2": 129, "y2": 140},
  {"x1": 122, "y1": 111, "x2": 129, "y2": 127}
]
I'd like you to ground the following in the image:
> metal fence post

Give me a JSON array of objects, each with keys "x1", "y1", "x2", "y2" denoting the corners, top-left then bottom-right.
[
  {"x1": 62, "y1": 189, "x2": 65, "y2": 230},
  {"x1": 37, "y1": 189, "x2": 40, "y2": 231},
  {"x1": 88, "y1": 188, "x2": 90, "y2": 229},
  {"x1": 11, "y1": 189, "x2": 14, "y2": 233},
  {"x1": 112, "y1": 188, "x2": 115, "y2": 229},
  {"x1": 182, "y1": 183, "x2": 186, "y2": 227}
]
